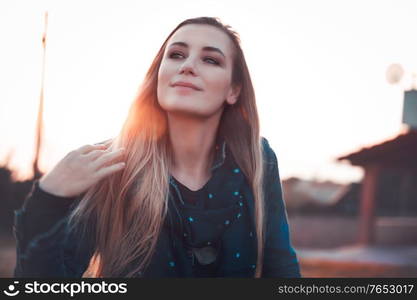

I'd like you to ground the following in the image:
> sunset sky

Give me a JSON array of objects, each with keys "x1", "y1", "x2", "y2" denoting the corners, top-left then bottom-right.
[{"x1": 1, "y1": 0, "x2": 416, "y2": 183}]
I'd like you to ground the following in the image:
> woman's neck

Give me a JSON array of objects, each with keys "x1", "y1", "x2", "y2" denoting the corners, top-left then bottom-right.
[{"x1": 167, "y1": 113, "x2": 221, "y2": 191}]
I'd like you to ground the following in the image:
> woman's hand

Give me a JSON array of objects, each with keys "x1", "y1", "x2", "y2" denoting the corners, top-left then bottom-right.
[{"x1": 39, "y1": 143, "x2": 126, "y2": 198}]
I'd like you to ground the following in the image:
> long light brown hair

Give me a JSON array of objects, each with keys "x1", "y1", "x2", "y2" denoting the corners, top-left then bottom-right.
[{"x1": 67, "y1": 16, "x2": 266, "y2": 278}]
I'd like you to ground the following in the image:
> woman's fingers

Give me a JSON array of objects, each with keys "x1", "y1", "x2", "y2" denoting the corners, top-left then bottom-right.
[
  {"x1": 78, "y1": 144, "x2": 108, "y2": 155},
  {"x1": 95, "y1": 162, "x2": 126, "y2": 179},
  {"x1": 91, "y1": 148, "x2": 125, "y2": 170},
  {"x1": 83, "y1": 149, "x2": 108, "y2": 161},
  {"x1": 39, "y1": 141, "x2": 119, "y2": 198}
]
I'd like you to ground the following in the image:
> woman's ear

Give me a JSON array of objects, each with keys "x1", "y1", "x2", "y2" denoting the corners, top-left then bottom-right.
[{"x1": 226, "y1": 84, "x2": 241, "y2": 105}]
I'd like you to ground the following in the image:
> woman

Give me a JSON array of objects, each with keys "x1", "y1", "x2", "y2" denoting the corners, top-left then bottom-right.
[{"x1": 14, "y1": 17, "x2": 301, "y2": 278}]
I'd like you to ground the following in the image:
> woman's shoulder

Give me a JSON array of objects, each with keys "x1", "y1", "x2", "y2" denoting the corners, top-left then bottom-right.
[
  {"x1": 260, "y1": 136, "x2": 278, "y2": 166},
  {"x1": 260, "y1": 136, "x2": 271, "y2": 151}
]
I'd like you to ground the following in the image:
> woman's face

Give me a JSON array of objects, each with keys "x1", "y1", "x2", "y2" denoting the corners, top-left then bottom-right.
[{"x1": 157, "y1": 24, "x2": 240, "y2": 118}]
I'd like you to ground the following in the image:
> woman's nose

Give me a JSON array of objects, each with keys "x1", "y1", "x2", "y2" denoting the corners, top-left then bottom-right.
[{"x1": 179, "y1": 59, "x2": 197, "y2": 75}]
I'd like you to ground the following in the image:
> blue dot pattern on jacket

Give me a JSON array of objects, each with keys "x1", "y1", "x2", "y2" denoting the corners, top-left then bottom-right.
[{"x1": 162, "y1": 137, "x2": 260, "y2": 278}]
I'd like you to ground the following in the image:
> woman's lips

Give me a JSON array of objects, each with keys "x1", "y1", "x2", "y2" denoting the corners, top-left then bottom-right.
[{"x1": 172, "y1": 85, "x2": 200, "y2": 93}]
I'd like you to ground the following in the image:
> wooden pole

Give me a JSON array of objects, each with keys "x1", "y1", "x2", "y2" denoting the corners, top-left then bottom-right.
[
  {"x1": 33, "y1": 11, "x2": 48, "y2": 180},
  {"x1": 358, "y1": 164, "x2": 380, "y2": 245}
]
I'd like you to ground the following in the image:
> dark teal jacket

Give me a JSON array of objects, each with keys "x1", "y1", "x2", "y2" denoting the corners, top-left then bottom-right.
[{"x1": 13, "y1": 137, "x2": 301, "y2": 278}]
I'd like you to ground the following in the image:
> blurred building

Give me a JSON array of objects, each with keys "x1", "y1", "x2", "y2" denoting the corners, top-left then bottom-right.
[
  {"x1": 282, "y1": 178, "x2": 353, "y2": 214},
  {"x1": 337, "y1": 89, "x2": 417, "y2": 245}
]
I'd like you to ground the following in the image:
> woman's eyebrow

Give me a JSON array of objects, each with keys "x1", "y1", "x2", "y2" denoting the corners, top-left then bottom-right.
[{"x1": 168, "y1": 41, "x2": 225, "y2": 58}]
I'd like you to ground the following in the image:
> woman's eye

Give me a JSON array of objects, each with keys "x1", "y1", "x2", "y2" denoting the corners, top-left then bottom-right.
[
  {"x1": 204, "y1": 57, "x2": 220, "y2": 65},
  {"x1": 168, "y1": 52, "x2": 219, "y2": 65},
  {"x1": 169, "y1": 52, "x2": 183, "y2": 59}
]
